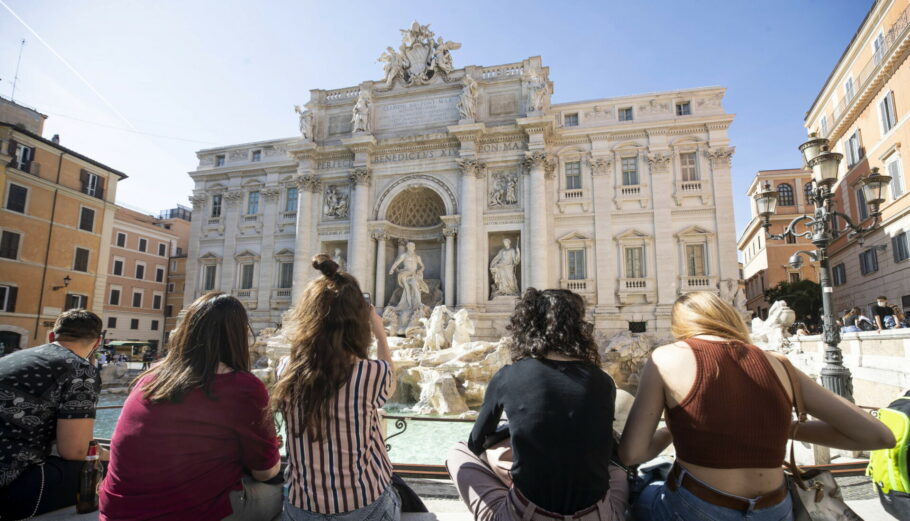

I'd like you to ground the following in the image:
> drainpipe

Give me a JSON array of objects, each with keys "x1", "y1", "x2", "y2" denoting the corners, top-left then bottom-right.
[{"x1": 33, "y1": 151, "x2": 64, "y2": 340}]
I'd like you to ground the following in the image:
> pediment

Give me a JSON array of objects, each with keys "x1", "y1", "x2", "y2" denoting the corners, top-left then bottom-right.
[
  {"x1": 199, "y1": 251, "x2": 222, "y2": 263},
  {"x1": 234, "y1": 249, "x2": 261, "y2": 260},
  {"x1": 274, "y1": 248, "x2": 294, "y2": 257},
  {"x1": 614, "y1": 228, "x2": 650, "y2": 241},
  {"x1": 557, "y1": 231, "x2": 591, "y2": 243},
  {"x1": 674, "y1": 225, "x2": 713, "y2": 238},
  {"x1": 241, "y1": 178, "x2": 264, "y2": 187}
]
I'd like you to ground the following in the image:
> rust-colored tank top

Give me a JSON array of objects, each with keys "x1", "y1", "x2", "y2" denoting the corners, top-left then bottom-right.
[{"x1": 664, "y1": 338, "x2": 792, "y2": 468}]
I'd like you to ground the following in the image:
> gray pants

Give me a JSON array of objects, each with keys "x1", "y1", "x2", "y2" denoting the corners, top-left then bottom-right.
[{"x1": 223, "y1": 475, "x2": 284, "y2": 521}]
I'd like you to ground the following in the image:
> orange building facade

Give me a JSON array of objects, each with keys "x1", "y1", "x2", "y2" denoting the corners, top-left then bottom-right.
[
  {"x1": 0, "y1": 103, "x2": 126, "y2": 352},
  {"x1": 804, "y1": 0, "x2": 910, "y2": 317},
  {"x1": 738, "y1": 169, "x2": 820, "y2": 319}
]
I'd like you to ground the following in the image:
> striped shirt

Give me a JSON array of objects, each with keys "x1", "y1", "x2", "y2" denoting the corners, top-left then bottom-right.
[{"x1": 283, "y1": 359, "x2": 394, "y2": 514}]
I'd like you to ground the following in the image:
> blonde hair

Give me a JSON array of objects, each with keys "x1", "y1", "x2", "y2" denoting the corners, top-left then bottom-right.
[{"x1": 671, "y1": 291, "x2": 752, "y2": 344}]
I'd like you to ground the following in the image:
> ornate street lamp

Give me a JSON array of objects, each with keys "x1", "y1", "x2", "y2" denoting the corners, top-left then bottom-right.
[
  {"x1": 755, "y1": 134, "x2": 891, "y2": 401},
  {"x1": 52, "y1": 275, "x2": 72, "y2": 291}
]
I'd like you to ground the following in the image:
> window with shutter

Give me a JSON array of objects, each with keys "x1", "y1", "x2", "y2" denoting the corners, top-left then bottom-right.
[
  {"x1": 0, "y1": 231, "x2": 21, "y2": 259},
  {"x1": 73, "y1": 248, "x2": 89, "y2": 272},
  {"x1": 110, "y1": 289, "x2": 120, "y2": 306},
  {"x1": 79, "y1": 207, "x2": 95, "y2": 232},
  {"x1": 0, "y1": 285, "x2": 17, "y2": 312},
  {"x1": 5, "y1": 184, "x2": 27, "y2": 213}
]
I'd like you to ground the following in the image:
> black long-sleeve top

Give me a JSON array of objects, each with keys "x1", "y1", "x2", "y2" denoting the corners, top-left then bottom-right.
[{"x1": 467, "y1": 357, "x2": 616, "y2": 515}]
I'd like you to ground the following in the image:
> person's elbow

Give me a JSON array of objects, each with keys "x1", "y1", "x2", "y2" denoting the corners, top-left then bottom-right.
[
  {"x1": 868, "y1": 427, "x2": 897, "y2": 450},
  {"x1": 251, "y1": 460, "x2": 281, "y2": 482},
  {"x1": 618, "y1": 442, "x2": 645, "y2": 466}
]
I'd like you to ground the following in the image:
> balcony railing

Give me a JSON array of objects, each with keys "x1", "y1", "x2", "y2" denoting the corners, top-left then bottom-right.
[
  {"x1": 271, "y1": 287, "x2": 292, "y2": 299},
  {"x1": 619, "y1": 185, "x2": 641, "y2": 196},
  {"x1": 242, "y1": 214, "x2": 260, "y2": 224},
  {"x1": 560, "y1": 188, "x2": 585, "y2": 200},
  {"x1": 681, "y1": 275, "x2": 716, "y2": 289},
  {"x1": 280, "y1": 210, "x2": 297, "y2": 221},
  {"x1": 207, "y1": 217, "x2": 222, "y2": 226},
  {"x1": 13, "y1": 160, "x2": 40, "y2": 176},
  {"x1": 677, "y1": 180, "x2": 703, "y2": 192},
  {"x1": 820, "y1": 2, "x2": 909, "y2": 138},
  {"x1": 325, "y1": 87, "x2": 360, "y2": 102},
  {"x1": 480, "y1": 64, "x2": 524, "y2": 80},
  {"x1": 234, "y1": 289, "x2": 254, "y2": 298},
  {"x1": 620, "y1": 277, "x2": 650, "y2": 290},
  {"x1": 561, "y1": 278, "x2": 593, "y2": 292}
]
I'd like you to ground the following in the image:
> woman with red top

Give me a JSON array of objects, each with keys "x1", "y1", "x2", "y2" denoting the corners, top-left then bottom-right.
[
  {"x1": 620, "y1": 291, "x2": 895, "y2": 521},
  {"x1": 99, "y1": 293, "x2": 282, "y2": 521},
  {"x1": 271, "y1": 254, "x2": 398, "y2": 521}
]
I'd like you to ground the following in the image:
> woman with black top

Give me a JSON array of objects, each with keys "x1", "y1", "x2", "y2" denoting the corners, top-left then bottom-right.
[{"x1": 446, "y1": 288, "x2": 627, "y2": 521}]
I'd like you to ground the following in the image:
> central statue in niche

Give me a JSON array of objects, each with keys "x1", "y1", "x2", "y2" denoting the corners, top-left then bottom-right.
[
  {"x1": 490, "y1": 238, "x2": 521, "y2": 297},
  {"x1": 389, "y1": 242, "x2": 429, "y2": 310}
]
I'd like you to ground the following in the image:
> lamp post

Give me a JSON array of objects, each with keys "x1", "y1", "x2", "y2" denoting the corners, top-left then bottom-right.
[{"x1": 753, "y1": 134, "x2": 891, "y2": 401}]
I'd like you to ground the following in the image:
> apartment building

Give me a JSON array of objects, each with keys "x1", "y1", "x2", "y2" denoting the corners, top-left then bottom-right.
[
  {"x1": 0, "y1": 97, "x2": 126, "y2": 352},
  {"x1": 159, "y1": 206, "x2": 191, "y2": 347},
  {"x1": 104, "y1": 205, "x2": 189, "y2": 353},
  {"x1": 804, "y1": 0, "x2": 910, "y2": 316},
  {"x1": 738, "y1": 169, "x2": 819, "y2": 319}
]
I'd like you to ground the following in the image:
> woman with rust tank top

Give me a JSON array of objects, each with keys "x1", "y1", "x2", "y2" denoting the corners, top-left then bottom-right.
[{"x1": 619, "y1": 291, "x2": 895, "y2": 521}]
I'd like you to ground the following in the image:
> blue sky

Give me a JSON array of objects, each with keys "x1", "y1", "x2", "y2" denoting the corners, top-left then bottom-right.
[{"x1": 0, "y1": 0, "x2": 873, "y2": 238}]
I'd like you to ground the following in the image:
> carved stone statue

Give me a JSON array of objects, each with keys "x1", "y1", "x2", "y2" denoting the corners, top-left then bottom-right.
[
  {"x1": 489, "y1": 173, "x2": 518, "y2": 207},
  {"x1": 422, "y1": 305, "x2": 451, "y2": 350},
  {"x1": 525, "y1": 69, "x2": 548, "y2": 113},
  {"x1": 490, "y1": 238, "x2": 521, "y2": 297},
  {"x1": 447, "y1": 309, "x2": 475, "y2": 347},
  {"x1": 294, "y1": 105, "x2": 315, "y2": 142},
  {"x1": 750, "y1": 300, "x2": 796, "y2": 350},
  {"x1": 323, "y1": 185, "x2": 349, "y2": 218},
  {"x1": 378, "y1": 21, "x2": 462, "y2": 88},
  {"x1": 389, "y1": 242, "x2": 429, "y2": 311},
  {"x1": 351, "y1": 90, "x2": 371, "y2": 133},
  {"x1": 457, "y1": 75, "x2": 478, "y2": 121},
  {"x1": 332, "y1": 248, "x2": 347, "y2": 272}
]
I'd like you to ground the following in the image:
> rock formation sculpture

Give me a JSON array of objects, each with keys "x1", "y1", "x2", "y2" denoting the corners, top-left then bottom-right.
[{"x1": 750, "y1": 300, "x2": 796, "y2": 350}]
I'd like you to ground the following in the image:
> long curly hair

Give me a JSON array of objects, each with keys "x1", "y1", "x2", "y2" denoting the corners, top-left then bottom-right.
[
  {"x1": 506, "y1": 288, "x2": 600, "y2": 366},
  {"x1": 269, "y1": 254, "x2": 372, "y2": 440}
]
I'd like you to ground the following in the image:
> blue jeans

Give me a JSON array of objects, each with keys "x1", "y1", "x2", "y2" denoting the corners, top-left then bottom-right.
[
  {"x1": 633, "y1": 481, "x2": 792, "y2": 521},
  {"x1": 283, "y1": 485, "x2": 401, "y2": 521}
]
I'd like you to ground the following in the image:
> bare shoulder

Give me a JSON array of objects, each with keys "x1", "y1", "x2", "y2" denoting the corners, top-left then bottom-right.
[{"x1": 650, "y1": 341, "x2": 692, "y2": 367}]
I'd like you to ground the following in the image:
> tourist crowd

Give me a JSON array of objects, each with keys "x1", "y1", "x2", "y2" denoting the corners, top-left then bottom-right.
[
  {"x1": 839, "y1": 296, "x2": 908, "y2": 333},
  {"x1": 0, "y1": 254, "x2": 898, "y2": 521}
]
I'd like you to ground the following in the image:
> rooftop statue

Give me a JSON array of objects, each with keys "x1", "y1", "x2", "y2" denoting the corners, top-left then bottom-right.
[
  {"x1": 293, "y1": 105, "x2": 315, "y2": 142},
  {"x1": 377, "y1": 21, "x2": 462, "y2": 88}
]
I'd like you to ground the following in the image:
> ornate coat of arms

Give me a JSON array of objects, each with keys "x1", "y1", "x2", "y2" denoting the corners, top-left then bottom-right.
[{"x1": 378, "y1": 21, "x2": 461, "y2": 88}]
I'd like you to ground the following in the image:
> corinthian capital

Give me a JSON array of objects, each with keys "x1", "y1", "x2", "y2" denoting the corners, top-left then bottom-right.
[
  {"x1": 189, "y1": 194, "x2": 207, "y2": 209},
  {"x1": 349, "y1": 167, "x2": 372, "y2": 186},
  {"x1": 371, "y1": 228, "x2": 390, "y2": 241},
  {"x1": 523, "y1": 151, "x2": 556, "y2": 178},
  {"x1": 223, "y1": 191, "x2": 243, "y2": 206},
  {"x1": 456, "y1": 157, "x2": 487, "y2": 179},
  {"x1": 705, "y1": 146, "x2": 735, "y2": 168},
  {"x1": 646, "y1": 151, "x2": 672, "y2": 173},
  {"x1": 295, "y1": 174, "x2": 321, "y2": 193},
  {"x1": 587, "y1": 155, "x2": 613, "y2": 177},
  {"x1": 261, "y1": 188, "x2": 281, "y2": 201}
]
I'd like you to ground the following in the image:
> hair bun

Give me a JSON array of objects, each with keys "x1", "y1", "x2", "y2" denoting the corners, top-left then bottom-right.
[{"x1": 312, "y1": 254, "x2": 340, "y2": 279}]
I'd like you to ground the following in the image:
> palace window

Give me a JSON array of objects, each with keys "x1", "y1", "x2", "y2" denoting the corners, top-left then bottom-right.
[
  {"x1": 73, "y1": 248, "x2": 89, "y2": 272},
  {"x1": 564, "y1": 113, "x2": 579, "y2": 127},
  {"x1": 13, "y1": 144, "x2": 34, "y2": 172},
  {"x1": 859, "y1": 248, "x2": 878, "y2": 275},
  {"x1": 621, "y1": 157, "x2": 639, "y2": 186},
  {"x1": 130, "y1": 319, "x2": 139, "y2": 330},
  {"x1": 0, "y1": 285, "x2": 17, "y2": 312},
  {"x1": 166, "y1": 305, "x2": 173, "y2": 318},
  {"x1": 65, "y1": 294, "x2": 87, "y2": 310},
  {"x1": 107, "y1": 317, "x2": 116, "y2": 329},
  {"x1": 116, "y1": 232, "x2": 126, "y2": 247},
  {"x1": 886, "y1": 154, "x2": 904, "y2": 199},
  {"x1": 158, "y1": 243, "x2": 167, "y2": 256},
  {"x1": 132, "y1": 291, "x2": 143, "y2": 308},
  {"x1": 832, "y1": 263, "x2": 846, "y2": 286},
  {"x1": 203, "y1": 265, "x2": 217, "y2": 291},
  {"x1": 135, "y1": 263, "x2": 145, "y2": 280},
  {"x1": 685, "y1": 244, "x2": 707, "y2": 277},
  {"x1": 893, "y1": 232, "x2": 909, "y2": 263},
  {"x1": 844, "y1": 77, "x2": 855, "y2": 101},
  {"x1": 624, "y1": 247, "x2": 645, "y2": 278},
  {"x1": 151, "y1": 320, "x2": 159, "y2": 331},
  {"x1": 79, "y1": 207, "x2": 95, "y2": 232},
  {"x1": 109, "y1": 288, "x2": 120, "y2": 306},
  {"x1": 565, "y1": 249, "x2": 585, "y2": 280},
  {"x1": 789, "y1": 272, "x2": 801, "y2": 283},
  {"x1": 138, "y1": 238, "x2": 147, "y2": 252},
  {"x1": 286, "y1": 187, "x2": 299, "y2": 212},
  {"x1": 81, "y1": 170, "x2": 102, "y2": 199},
  {"x1": 845, "y1": 130, "x2": 863, "y2": 167},
  {"x1": 155, "y1": 267, "x2": 165, "y2": 283},
  {"x1": 5, "y1": 183, "x2": 27, "y2": 213},
  {"x1": 153, "y1": 294, "x2": 162, "y2": 310},
  {"x1": 618, "y1": 107, "x2": 633, "y2": 121},
  {"x1": 855, "y1": 188, "x2": 869, "y2": 221},
  {"x1": 804, "y1": 182, "x2": 814, "y2": 204},
  {"x1": 247, "y1": 191, "x2": 260, "y2": 215},
  {"x1": 676, "y1": 102, "x2": 691, "y2": 116},
  {"x1": 777, "y1": 184, "x2": 794, "y2": 206},
  {"x1": 565, "y1": 161, "x2": 582, "y2": 190},
  {"x1": 680, "y1": 152, "x2": 698, "y2": 181},
  {"x1": 240, "y1": 264, "x2": 255, "y2": 290},
  {"x1": 278, "y1": 262, "x2": 294, "y2": 288},
  {"x1": 820, "y1": 116, "x2": 828, "y2": 136},
  {"x1": 211, "y1": 195, "x2": 222, "y2": 218},
  {"x1": 251, "y1": 149, "x2": 261, "y2": 162},
  {"x1": 215, "y1": 155, "x2": 225, "y2": 167},
  {"x1": 873, "y1": 32, "x2": 885, "y2": 64},
  {"x1": 0, "y1": 230, "x2": 20, "y2": 259},
  {"x1": 113, "y1": 259, "x2": 124, "y2": 276},
  {"x1": 880, "y1": 91, "x2": 897, "y2": 134}
]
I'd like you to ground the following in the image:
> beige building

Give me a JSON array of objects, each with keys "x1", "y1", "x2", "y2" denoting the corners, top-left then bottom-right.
[
  {"x1": 103, "y1": 206, "x2": 187, "y2": 353},
  {"x1": 804, "y1": 0, "x2": 910, "y2": 317},
  {"x1": 1, "y1": 98, "x2": 126, "y2": 353},
  {"x1": 738, "y1": 169, "x2": 819, "y2": 319},
  {"x1": 159, "y1": 206, "x2": 192, "y2": 348}
]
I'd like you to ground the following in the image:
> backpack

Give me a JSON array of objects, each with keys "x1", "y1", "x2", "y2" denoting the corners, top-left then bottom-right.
[{"x1": 867, "y1": 392, "x2": 910, "y2": 519}]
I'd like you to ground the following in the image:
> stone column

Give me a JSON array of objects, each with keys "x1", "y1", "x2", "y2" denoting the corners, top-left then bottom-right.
[
  {"x1": 588, "y1": 155, "x2": 616, "y2": 311},
  {"x1": 523, "y1": 151, "x2": 555, "y2": 290},
  {"x1": 220, "y1": 189, "x2": 244, "y2": 294},
  {"x1": 257, "y1": 187, "x2": 281, "y2": 311},
  {"x1": 372, "y1": 228, "x2": 389, "y2": 308},
  {"x1": 456, "y1": 159, "x2": 484, "y2": 308},
  {"x1": 347, "y1": 167, "x2": 372, "y2": 284},
  {"x1": 443, "y1": 226, "x2": 457, "y2": 307},
  {"x1": 706, "y1": 147, "x2": 738, "y2": 283},
  {"x1": 184, "y1": 194, "x2": 208, "y2": 307},
  {"x1": 292, "y1": 174, "x2": 320, "y2": 302}
]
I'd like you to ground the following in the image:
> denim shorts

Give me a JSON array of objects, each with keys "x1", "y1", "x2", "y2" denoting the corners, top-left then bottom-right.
[
  {"x1": 633, "y1": 481, "x2": 793, "y2": 521},
  {"x1": 283, "y1": 485, "x2": 401, "y2": 521}
]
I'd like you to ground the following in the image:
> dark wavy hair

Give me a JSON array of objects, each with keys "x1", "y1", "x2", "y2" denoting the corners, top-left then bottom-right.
[
  {"x1": 506, "y1": 288, "x2": 600, "y2": 366},
  {"x1": 269, "y1": 254, "x2": 372, "y2": 440}
]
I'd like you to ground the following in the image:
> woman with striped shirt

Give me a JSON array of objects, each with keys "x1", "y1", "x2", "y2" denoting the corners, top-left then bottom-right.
[{"x1": 272, "y1": 254, "x2": 399, "y2": 521}]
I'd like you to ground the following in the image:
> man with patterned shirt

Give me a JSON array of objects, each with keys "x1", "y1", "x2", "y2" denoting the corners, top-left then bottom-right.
[{"x1": 0, "y1": 309, "x2": 106, "y2": 518}]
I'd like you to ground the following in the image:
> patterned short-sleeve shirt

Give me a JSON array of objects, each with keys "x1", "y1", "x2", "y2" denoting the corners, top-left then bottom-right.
[{"x1": 0, "y1": 343, "x2": 100, "y2": 487}]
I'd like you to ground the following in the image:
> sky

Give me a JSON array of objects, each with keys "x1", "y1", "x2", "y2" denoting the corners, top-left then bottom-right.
[{"x1": 0, "y1": 0, "x2": 874, "y2": 238}]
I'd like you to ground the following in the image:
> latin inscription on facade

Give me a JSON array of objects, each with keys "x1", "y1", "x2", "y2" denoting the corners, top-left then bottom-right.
[
  {"x1": 317, "y1": 159, "x2": 354, "y2": 170},
  {"x1": 376, "y1": 96, "x2": 459, "y2": 130},
  {"x1": 374, "y1": 148, "x2": 459, "y2": 163},
  {"x1": 478, "y1": 142, "x2": 524, "y2": 153}
]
